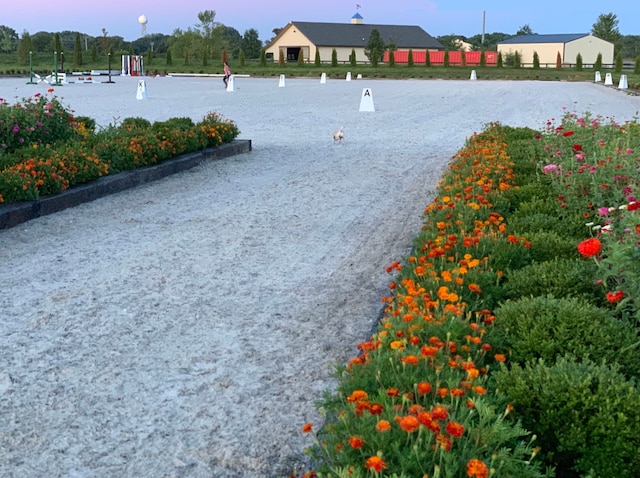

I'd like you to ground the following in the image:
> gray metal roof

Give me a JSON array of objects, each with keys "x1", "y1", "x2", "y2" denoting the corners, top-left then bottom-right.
[
  {"x1": 283, "y1": 21, "x2": 443, "y2": 49},
  {"x1": 499, "y1": 33, "x2": 590, "y2": 45}
]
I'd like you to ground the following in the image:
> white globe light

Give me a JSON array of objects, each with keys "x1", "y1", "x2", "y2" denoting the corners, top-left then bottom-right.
[{"x1": 138, "y1": 15, "x2": 148, "y2": 25}]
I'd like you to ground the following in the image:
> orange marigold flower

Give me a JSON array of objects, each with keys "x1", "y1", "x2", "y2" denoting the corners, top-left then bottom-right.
[
  {"x1": 437, "y1": 387, "x2": 449, "y2": 398},
  {"x1": 347, "y1": 390, "x2": 368, "y2": 402},
  {"x1": 417, "y1": 382, "x2": 432, "y2": 395},
  {"x1": 349, "y1": 436, "x2": 365, "y2": 449},
  {"x1": 435, "y1": 433, "x2": 452, "y2": 451},
  {"x1": 577, "y1": 237, "x2": 602, "y2": 258},
  {"x1": 376, "y1": 420, "x2": 391, "y2": 432},
  {"x1": 431, "y1": 407, "x2": 449, "y2": 421},
  {"x1": 494, "y1": 353, "x2": 506, "y2": 363},
  {"x1": 401, "y1": 355, "x2": 419, "y2": 365},
  {"x1": 370, "y1": 403, "x2": 384, "y2": 416},
  {"x1": 445, "y1": 421, "x2": 465, "y2": 438},
  {"x1": 466, "y1": 458, "x2": 489, "y2": 478},
  {"x1": 365, "y1": 455, "x2": 387, "y2": 472},
  {"x1": 387, "y1": 387, "x2": 399, "y2": 397},
  {"x1": 472, "y1": 386, "x2": 487, "y2": 395},
  {"x1": 399, "y1": 415, "x2": 420, "y2": 433},
  {"x1": 302, "y1": 423, "x2": 313, "y2": 433},
  {"x1": 468, "y1": 283, "x2": 482, "y2": 294},
  {"x1": 451, "y1": 387, "x2": 466, "y2": 397},
  {"x1": 421, "y1": 345, "x2": 439, "y2": 357}
]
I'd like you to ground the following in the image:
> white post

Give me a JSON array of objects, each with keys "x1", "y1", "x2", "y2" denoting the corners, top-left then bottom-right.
[
  {"x1": 359, "y1": 88, "x2": 375, "y2": 112},
  {"x1": 278, "y1": 74, "x2": 286, "y2": 87}
]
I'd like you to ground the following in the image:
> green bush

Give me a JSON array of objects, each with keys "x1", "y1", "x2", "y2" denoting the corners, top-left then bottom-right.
[
  {"x1": 151, "y1": 117, "x2": 194, "y2": 132},
  {"x1": 121, "y1": 117, "x2": 152, "y2": 130},
  {"x1": 503, "y1": 258, "x2": 601, "y2": 303},
  {"x1": 486, "y1": 295, "x2": 640, "y2": 380},
  {"x1": 524, "y1": 231, "x2": 580, "y2": 263},
  {"x1": 495, "y1": 357, "x2": 640, "y2": 478},
  {"x1": 507, "y1": 210, "x2": 586, "y2": 238}
]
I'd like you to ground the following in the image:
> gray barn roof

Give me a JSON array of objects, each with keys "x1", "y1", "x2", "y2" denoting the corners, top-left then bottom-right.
[
  {"x1": 499, "y1": 33, "x2": 590, "y2": 45},
  {"x1": 277, "y1": 21, "x2": 443, "y2": 49}
]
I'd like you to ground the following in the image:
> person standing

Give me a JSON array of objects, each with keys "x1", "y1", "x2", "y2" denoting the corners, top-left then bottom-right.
[{"x1": 223, "y1": 61, "x2": 231, "y2": 89}]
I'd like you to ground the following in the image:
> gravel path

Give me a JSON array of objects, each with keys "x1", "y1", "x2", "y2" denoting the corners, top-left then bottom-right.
[{"x1": 1, "y1": 76, "x2": 639, "y2": 478}]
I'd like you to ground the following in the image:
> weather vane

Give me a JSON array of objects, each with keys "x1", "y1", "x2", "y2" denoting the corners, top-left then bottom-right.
[{"x1": 356, "y1": 4, "x2": 361, "y2": 12}]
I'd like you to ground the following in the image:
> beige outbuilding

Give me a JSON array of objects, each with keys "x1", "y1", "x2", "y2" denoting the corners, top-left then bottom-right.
[
  {"x1": 497, "y1": 33, "x2": 614, "y2": 67},
  {"x1": 264, "y1": 13, "x2": 443, "y2": 64}
]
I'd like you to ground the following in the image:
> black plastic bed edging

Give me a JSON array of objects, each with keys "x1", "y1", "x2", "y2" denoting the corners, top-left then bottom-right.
[{"x1": 0, "y1": 139, "x2": 252, "y2": 230}]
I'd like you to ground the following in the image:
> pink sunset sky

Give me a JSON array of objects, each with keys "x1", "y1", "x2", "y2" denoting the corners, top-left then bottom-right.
[{"x1": 3, "y1": 1, "x2": 639, "y2": 42}]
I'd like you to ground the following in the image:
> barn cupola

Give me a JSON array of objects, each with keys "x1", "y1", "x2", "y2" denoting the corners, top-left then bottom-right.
[{"x1": 351, "y1": 12, "x2": 364, "y2": 24}]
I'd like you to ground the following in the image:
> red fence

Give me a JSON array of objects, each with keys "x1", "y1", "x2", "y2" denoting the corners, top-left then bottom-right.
[{"x1": 383, "y1": 50, "x2": 497, "y2": 66}]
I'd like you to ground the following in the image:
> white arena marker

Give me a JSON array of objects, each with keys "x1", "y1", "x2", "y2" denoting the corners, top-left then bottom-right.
[
  {"x1": 226, "y1": 75, "x2": 235, "y2": 92},
  {"x1": 604, "y1": 73, "x2": 613, "y2": 86},
  {"x1": 470, "y1": 70, "x2": 477, "y2": 80},
  {"x1": 359, "y1": 88, "x2": 375, "y2": 112},
  {"x1": 320, "y1": 72, "x2": 326, "y2": 84},
  {"x1": 618, "y1": 74, "x2": 628, "y2": 90},
  {"x1": 357, "y1": 73, "x2": 362, "y2": 79},
  {"x1": 278, "y1": 74, "x2": 286, "y2": 87},
  {"x1": 136, "y1": 79, "x2": 148, "y2": 99},
  {"x1": 346, "y1": 71, "x2": 352, "y2": 81},
  {"x1": 594, "y1": 71, "x2": 602, "y2": 82}
]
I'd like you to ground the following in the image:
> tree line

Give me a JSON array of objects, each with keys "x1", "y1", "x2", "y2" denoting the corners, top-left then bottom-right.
[{"x1": 0, "y1": 10, "x2": 263, "y2": 67}]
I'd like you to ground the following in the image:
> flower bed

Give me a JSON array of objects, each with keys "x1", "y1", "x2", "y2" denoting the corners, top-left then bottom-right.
[
  {"x1": 299, "y1": 113, "x2": 640, "y2": 477},
  {"x1": 0, "y1": 89, "x2": 240, "y2": 204}
]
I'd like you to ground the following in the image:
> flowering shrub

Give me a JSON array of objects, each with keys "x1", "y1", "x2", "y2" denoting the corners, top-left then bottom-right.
[
  {"x1": 0, "y1": 89, "x2": 78, "y2": 158},
  {"x1": 301, "y1": 114, "x2": 640, "y2": 477},
  {"x1": 0, "y1": 90, "x2": 240, "y2": 203}
]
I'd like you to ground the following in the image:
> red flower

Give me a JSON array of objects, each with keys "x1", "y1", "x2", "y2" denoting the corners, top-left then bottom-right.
[
  {"x1": 467, "y1": 459, "x2": 489, "y2": 478},
  {"x1": 302, "y1": 423, "x2": 313, "y2": 433},
  {"x1": 606, "y1": 290, "x2": 624, "y2": 303},
  {"x1": 445, "y1": 421, "x2": 465, "y2": 438},
  {"x1": 572, "y1": 143, "x2": 583, "y2": 152},
  {"x1": 349, "y1": 436, "x2": 365, "y2": 449},
  {"x1": 365, "y1": 455, "x2": 387, "y2": 472},
  {"x1": 563, "y1": 131, "x2": 575, "y2": 137},
  {"x1": 628, "y1": 201, "x2": 639, "y2": 211},
  {"x1": 398, "y1": 415, "x2": 420, "y2": 433},
  {"x1": 577, "y1": 237, "x2": 602, "y2": 258}
]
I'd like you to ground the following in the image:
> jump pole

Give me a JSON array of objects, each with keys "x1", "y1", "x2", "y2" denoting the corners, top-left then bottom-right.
[
  {"x1": 105, "y1": 52, "x2": 115, "y2": 83},
  {"x1": 52, "y1": 51, "x2": 62, "y2": 86},
  {"x1": 26, "y1": 51, "x2": 37, "y2": 84}
]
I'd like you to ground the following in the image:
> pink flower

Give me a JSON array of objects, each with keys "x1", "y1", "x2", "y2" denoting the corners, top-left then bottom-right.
[
  {"x1": 598, "y1": 207, "x2": 610, "y2": 216},
  {"x1": 543, "y1": 164, "x2": 559, "y2": 174}
]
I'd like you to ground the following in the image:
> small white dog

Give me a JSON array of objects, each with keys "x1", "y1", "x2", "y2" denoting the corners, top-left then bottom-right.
[{"x1": 332, "y1": 127, "x2": 345, "y2": 144}]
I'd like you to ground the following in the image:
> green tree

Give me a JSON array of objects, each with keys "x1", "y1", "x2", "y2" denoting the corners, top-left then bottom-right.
[
  {"x1": 425, "y1": 49, "x2": 431, "y2": 67},
  {"x1": 594, "y1": 52, "x2": 602, "y2": 70},
  {"x1": 575, "y1": 53, "x2": 583, "y2": 71},
  {"x1": 297, "y1": 48, "x2": 304, "y2": 66},
  {"x1": 514, "y1": 50, "x2": 521, "y2": 68},
  {"x1": 241, "y1": 28, "x2": 262, "y2": 59},
  {"x1": 16, "y1": 30, "x2": 32, "y2": 65},
  {"x1": 387, "y1": 38, "x2": 396, "y2": 66},
  {"x1": 196, "y1": 10, "x2": 224, "y2": 64},
  {"x1": 54, "y1": 32, "x2": 62, "y2": 61},
  {"x1": 331, "y1": 48, "x2": 338, "y2": 67},
  {"x1": 91, "y1": 44, "x2": 98, "y2": 62},
  {"x1": 533, "y1": 51, "x2": 540, "y2": 69},
  {"x1": 592, "y1": 13, "x2": 621, "y2": 46},
  {"x1": 365, "y1": 29, "x2": 385, "y2": 63},
  {"x1": 497, "y1": 51, "x2": 503, "y2": 68},
  {"x1": 260, "y1": 49, "x2": 267, "y2": 66},
  {"x1": 278, "y1": 48, "x2": 285, "y2": 67},
  {"x1": 407, "y1": 48, "x2": 414, "y2": 67},
  {"x1": 31, "y1": 32, "x2": 53, "y2": 53},
  {"x1": 73, "y1": 32, "x2": 82, "y2": 67},
  {"x1": 314, "y1": 49, "x2": 320, "y2": 66},
  {"x1": 239, "y1": 49, "x2": 245, "y2": 67},
  {"x1": 516, "y1": 24, "x2": 534, "y2": 36},
  {"x1": 370, "y1": 47, "x2": 379, "y2": 67},
  {"x1": 615, "y1": 52, "x2": 623, "y2": 72},
  {"x1": 635, "y1": 56, "x2": 640, "y2": 74},
  {"x1": 222, "y1": 26, "x2": 242, "y2": 59},
  {"x1": 350, "y1": 48, "x2": 356, "y2": 66},
  {"x1": 166, "y1": 49, "x2": 172, "y2": 66},
  {"x1": 479, "y1": 50, "x2": 486, "y2": 67},
  {"x1": 443, "y1": 49, "x2": 450, "y2": 67},
  {"x1": 0, "y1": 25, "x2": 19, "y2": 53},
  {"x1": 556, "y1": 51, "x2": 562, "y2": 70},
  {"x1": 460, "y1": 48, "x2": 466, "y2": 67}
]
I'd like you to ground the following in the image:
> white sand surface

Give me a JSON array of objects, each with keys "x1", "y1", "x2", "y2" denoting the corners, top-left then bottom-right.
[{"x1": 1, "y1": 75, "x2": 639, "y2": 477}]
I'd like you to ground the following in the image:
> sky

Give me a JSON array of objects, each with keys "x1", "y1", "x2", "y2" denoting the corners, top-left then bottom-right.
[{"x1": 3, "y1": 1, "x2": 639, "y2": 43}]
